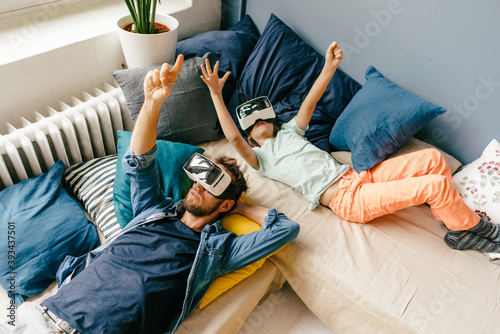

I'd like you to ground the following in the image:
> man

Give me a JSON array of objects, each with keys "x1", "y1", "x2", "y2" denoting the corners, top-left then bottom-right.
[{"x1": 3, "y1": 54, "x2": 299, "y2": 334}]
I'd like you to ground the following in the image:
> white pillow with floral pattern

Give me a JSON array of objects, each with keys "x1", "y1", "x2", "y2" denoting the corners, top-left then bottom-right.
[{"x1": 453, "y1": 139, "x2": 500, "y2": 224}]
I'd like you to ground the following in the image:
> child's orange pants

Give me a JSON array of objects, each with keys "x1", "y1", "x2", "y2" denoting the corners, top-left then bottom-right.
[{"x1": 329, "y1": 148, "x2": 480, "y2": 231}]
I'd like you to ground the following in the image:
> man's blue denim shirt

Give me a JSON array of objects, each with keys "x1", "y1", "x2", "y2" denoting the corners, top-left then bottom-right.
[{"x1": 54, "y1": 145, "x2": 300, "y2": 333}]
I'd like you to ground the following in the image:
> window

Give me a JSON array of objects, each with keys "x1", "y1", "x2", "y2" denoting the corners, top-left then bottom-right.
[{"x1": 0, "y1": 0, "x2": 75, "y2": 14}]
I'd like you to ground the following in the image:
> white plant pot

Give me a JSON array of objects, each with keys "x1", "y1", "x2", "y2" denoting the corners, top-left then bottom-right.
[{"x1": 117, "y1": 13, "x2": 179, "y2": 68}]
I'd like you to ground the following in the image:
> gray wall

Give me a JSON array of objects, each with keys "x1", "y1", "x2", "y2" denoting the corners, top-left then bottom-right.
[{"x1": 226, "y1": 0, "x2": 500, "y2": 164}]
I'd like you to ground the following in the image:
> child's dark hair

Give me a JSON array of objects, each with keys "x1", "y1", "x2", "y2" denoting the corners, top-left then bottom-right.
[{"x1": 245, "y1": 122, "x2": 280, "y2": 148}]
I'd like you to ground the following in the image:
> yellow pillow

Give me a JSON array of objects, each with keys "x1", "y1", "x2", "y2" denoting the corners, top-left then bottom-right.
[{"x1": 198, "y1": 194, "x2": 271, "y2": 309}]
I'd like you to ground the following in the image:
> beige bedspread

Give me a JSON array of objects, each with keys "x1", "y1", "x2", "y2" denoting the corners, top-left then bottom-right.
[
  {"x1": 200, "y1": 138, "x2": 500, "y2": 334},
  {"x1": 177, "y1": 261, "x2": 284, "y2": 333}
]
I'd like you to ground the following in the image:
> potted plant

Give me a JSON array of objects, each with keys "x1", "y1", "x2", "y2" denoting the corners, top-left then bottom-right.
[{"x1": 117, "y1": 0, "x2": 179, "y2": 68}]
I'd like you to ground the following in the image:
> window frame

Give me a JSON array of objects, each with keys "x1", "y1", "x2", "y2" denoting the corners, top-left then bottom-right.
[{"x1": 0, "y1": 0, "x2": 76, "y2": 14}]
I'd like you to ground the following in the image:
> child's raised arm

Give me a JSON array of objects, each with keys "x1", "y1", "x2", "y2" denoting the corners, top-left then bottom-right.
[
  {"x1": 295, "y1": 41, "x2": 344, "y2": 131},
  {"x1": 200, "y1": 59, "x2": 260, "y2": 170}
]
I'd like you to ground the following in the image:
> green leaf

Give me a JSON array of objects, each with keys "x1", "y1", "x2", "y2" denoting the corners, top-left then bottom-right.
[
  {"x1": 150, "y1": 0, "x2": 158, "y2": 33},
  {"x1": 124, "y1": 0, "x2": 138, "y2": 28},
  {"x1": 122, "y1": 0, "x2": 160, "y2": 34}
]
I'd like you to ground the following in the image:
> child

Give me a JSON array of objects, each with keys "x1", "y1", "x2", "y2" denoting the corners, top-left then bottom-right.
[{"x1": 200, "y1": 42, "x2": 500, "y2": 252}]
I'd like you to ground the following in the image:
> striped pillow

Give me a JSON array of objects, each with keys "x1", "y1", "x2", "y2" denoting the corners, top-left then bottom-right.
[{"x1": 63, "y1": 155, "x2": 121, "y2": 240}]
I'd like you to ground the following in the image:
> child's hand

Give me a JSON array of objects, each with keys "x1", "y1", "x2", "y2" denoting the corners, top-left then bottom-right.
[
  {"x1": 200, "y1": 59, "x2": 231, "y2": 96},
  {"x1": 324, "y1": 41, "x2": 343, "y2": 73}
]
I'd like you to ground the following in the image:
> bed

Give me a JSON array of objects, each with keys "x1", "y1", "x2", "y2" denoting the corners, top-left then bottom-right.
[{"x1": 1, "y1": 12, "x2": 500, "y2": 334}]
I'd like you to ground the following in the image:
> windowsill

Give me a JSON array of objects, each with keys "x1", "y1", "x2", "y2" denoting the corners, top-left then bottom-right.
[{"x1": 0, "y1": 0, "x2": 192, "y2": 66}]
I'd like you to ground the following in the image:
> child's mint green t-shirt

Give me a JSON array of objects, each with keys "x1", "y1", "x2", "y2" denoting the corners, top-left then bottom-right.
[{"x1": 251, "y1": 117, "x2": 350, "y2": 210}]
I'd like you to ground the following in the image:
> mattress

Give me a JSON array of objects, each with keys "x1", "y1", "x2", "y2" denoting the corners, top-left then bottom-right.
[
  {"x1": 177, "y1": 261, "x2": 285, "y2": 333},
  {"x1": 200, "y1": 138, "x2": 500, "y2": 334}
]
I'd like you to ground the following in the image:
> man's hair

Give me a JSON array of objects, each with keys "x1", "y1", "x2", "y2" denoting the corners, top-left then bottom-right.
[{"x1": 215, "y1": 155, "x2": 248, "y2": 213}]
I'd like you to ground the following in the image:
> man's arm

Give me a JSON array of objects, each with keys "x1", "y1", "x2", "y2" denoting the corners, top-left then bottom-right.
[
  {"x1": 122, "y1": 55, "x2": 184, "y2": 219},
  {"x1": 295, "y1": 42, "x2": 344, "y2": 131},
  {"x1": 200, "y1": 59, "x2": 260, "y2": 169},
  {"x1": 130, "y1": 54, "x2": 184, "y2": 154},
  {"x1": 230, "y1": 199, "x2": 269, "y2": 226},
  {"x1": 222, "y1": 207, "x2": 300, "y2": 274}
]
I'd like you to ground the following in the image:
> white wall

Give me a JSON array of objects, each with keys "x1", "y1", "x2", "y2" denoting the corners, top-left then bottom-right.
[
  {"x1": 245, "y1": 0, "x2": 500, "y2": 164},
  {"x1": 0, "y1": 0, "x2": 221, "y2": 134}
]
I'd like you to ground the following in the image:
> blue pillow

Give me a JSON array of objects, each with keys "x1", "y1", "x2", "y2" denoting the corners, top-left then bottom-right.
[
  {"x1": 113, "y1": 131, "x2": 204, "y2": 228},
  {"x1": 177, "y1": 15, "x2": 260, "y2": 103},
  {"x1": 226, "y1": 14, "x2": 361, "y2": 152},
  {"x1": 0, "y1": 161, "x2": 99, "y2": 305},
  {"x1": 329, "y1": 66, "x2": 447, "y2": 172}
]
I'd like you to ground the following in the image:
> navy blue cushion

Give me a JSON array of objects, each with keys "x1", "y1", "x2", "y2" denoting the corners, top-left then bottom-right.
[
  {"x1": 113, "y1": 131, "x2": 204, "y2": 228},
  {"x1": 177, "y1": 15, "x2": 260, "y2": 103},
  {"x1": 227, "y1": 14, "x2": 361, "y2": 152},
  {"x1": 0, "y1": 161, "x2": 99, "y2": 305},
  {"x1": 329, "y1": 66, "x2": 447, "y2": 172}
]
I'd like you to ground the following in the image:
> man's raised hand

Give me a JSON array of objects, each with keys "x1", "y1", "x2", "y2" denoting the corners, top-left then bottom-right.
[{"x1": 143, "y1": 54, "x2": 184, "y2": 104}]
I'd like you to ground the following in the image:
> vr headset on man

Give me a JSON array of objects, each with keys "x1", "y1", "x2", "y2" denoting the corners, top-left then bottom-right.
[{"x1": 183, "y1": 153, "x2": 241, "y2": 199}]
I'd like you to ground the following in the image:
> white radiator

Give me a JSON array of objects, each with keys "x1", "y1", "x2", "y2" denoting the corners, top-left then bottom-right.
[{"x1": 0, "y1": 83, "x2": 133, "y2": 190}]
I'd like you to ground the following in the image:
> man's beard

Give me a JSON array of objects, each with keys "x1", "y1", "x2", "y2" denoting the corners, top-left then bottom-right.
[{"x1": 183, "y1": 195, "x2": 223, "y2": 217}]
